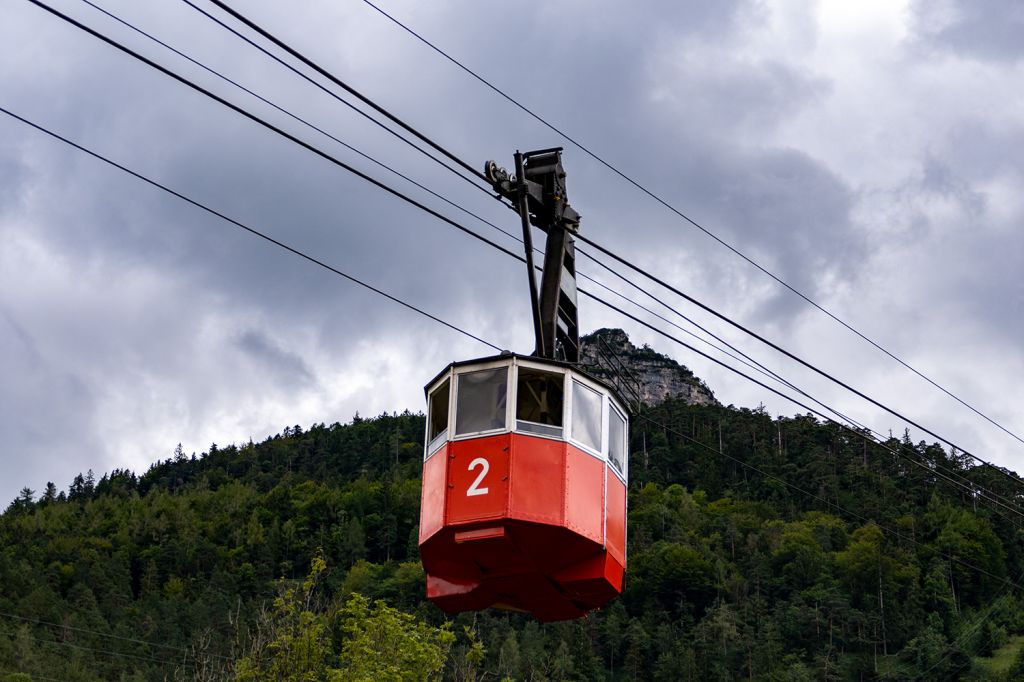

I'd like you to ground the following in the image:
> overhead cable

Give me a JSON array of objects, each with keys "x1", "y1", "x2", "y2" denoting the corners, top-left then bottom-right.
[
  {"x1": 359, "y1": 0, "x2": 1024, "y2": 452},
  {"x1": 0, "y1": 105, "x2": 502, "y2": 355},
  {"x1": 20, "y1": 1, "x2": 1021, "y2": 517},
  {"x1": 589, "y1": 293, "x2": 1024, "y2": 523},
  {"x1": 194, "y1": 0, "x2": 490, "y2": 189},
  {"x1": 196, "y1": 0, "x2": 1020, "y2": 491},
  {"x1": 0, "y1": 610, "x2": 227, "y2": 660},
  {"x1": 575, "y1": 249, "x2": 874, "y2": 433},
  {"x1": 24, "y1": 0, "x2": 521, "y2": 263},
  {"x1": 0, "y1": 622, "x2": 187, "y2": 668},
  {"x1": 5, "y1": 98, "x2": 1020, "y2": 529},
  {"x1": 911, "y1": 577, "x2": 1020, "y2": 681},
  {"x1": 578, "y1": 232, "x2": 1024, "y2": 492},
  {"x1": 177, "y1": 0, "x2": 493, "y2": 199},
  {"x1": 0, "y1": 668, "x2": 65, "y2": 682},
  {"x1": 637, "y1": 412, "x2": 1024, "y2": 592},
  {"x1": 78, "y1": 0, "x2": 520, "y2": 253}
]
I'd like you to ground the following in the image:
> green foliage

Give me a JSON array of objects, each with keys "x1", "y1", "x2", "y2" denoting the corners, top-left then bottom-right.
[
  {"x1": 1009, "y1": 644, "x2": 1024, "y2": 678},
  {"x1": 0, "y1": 403, "x2": 1021, "y2": 680},
  {"x1": 235, "y1": 556, "x2": 333, "y2": 681},
  {"x1": 337, "y1": 593, "x2": 453, "y2": 680},
  {"x1": 234, "y1": 557, "x2": 452, "y2": 681}
]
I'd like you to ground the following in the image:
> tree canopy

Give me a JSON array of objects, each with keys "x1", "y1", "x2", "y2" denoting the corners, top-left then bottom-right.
[{"x1": 1, "y1": 400, "x2": 1022, "y2": 680}]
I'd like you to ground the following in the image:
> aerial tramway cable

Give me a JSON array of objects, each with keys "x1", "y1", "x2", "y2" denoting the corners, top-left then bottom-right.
[
  {"x1": 577, "y1": 233, "x2": 1024, "y2": 493},
  {"x1": 187, "y1": 0, "x2": 498, "y2": 201},
  {"x1": 5, "y1": 104, "x2": 1022, "y2": 597},
  {"x1": 0, "y1": 611, "x2": 231, "y2": 661},
  {"x1": 184, "y1": 0, "x2": 1023, "y2": 493},
  {"x1": 19, "y1": 0, "x2": 1023, "y2": 517},
  {"x1": 77, "y1": 0, "x2": 521, "y2": 252},
  {"x1": 0, "y1": 105, "x2": 501, "y2": 355},
  {"x1": 587, "y1": 293, "x2": 1024, "y2": 524},
  {"x1": 69, "y1": 0, "x2": 816, "y2": 404},
  {"x1": 637, "y1": 412, "x2": 1024, "y2": 593},
  {"x1": 191, "y1": 0, "x2": 490, "y2": 189},
  {"x1": 23, "y1": 0, "x2": 521, "y2": 262},
  {"x1": 358, "y1": 0, "x2": 1024, "y2": 452}
]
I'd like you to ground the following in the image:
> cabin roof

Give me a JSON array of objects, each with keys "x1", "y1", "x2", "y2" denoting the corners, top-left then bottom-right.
[{"x1": 424, "y1": 352, "x2": 630, "y2": 411}]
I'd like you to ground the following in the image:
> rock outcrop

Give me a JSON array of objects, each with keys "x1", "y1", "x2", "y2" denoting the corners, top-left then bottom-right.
[{"x1": 579, "y1": 328, "x2": 717, "y2": 408}]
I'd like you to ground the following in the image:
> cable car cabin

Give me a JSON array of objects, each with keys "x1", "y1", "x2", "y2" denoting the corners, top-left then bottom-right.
[{"x1": 418, "y1": 353, "x2": 629, "y2": 622}]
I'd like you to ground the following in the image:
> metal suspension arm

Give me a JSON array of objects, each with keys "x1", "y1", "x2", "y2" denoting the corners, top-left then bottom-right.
[{"x1": 485, "y1": 148, "x2": 581, "y2": 362}]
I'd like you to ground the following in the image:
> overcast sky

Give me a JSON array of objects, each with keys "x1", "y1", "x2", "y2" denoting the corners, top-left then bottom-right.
[{"x1": 2, "y1": 0, "x2": 1022, "y2": 505}]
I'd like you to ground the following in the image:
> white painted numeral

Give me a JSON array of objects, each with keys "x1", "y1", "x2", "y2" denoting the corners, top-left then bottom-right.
[{"x1": 466, "y1": 457, "x2": 490, "y2": 497}]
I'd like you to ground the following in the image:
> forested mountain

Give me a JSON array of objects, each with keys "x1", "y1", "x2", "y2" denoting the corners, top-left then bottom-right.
[{"x1": 2, "y1": 373, "x2": 1023, "y2": 679}]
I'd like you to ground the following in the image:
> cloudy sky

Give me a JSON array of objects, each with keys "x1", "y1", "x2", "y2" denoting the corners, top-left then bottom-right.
[{"x1": 2, "y1": 0, "x2": 1022, "y2": 505}]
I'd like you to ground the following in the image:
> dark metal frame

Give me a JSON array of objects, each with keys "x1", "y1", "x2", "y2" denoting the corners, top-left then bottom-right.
[{"x1": 486, "y1": 148, "x2": 581, "y2": 363}]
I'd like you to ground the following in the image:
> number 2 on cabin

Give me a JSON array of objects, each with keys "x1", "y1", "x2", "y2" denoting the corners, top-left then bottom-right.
[{"x1": 466, "y1": 457, "x2": 489, "y2": 496}]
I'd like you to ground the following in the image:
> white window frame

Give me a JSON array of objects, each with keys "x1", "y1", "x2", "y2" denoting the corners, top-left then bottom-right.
[
  {"x1": 606, "y1": 401, "x2": 628, "y2": 483},
  {"x1": 511, "y1": 359, "x2": 568, "y2": 442},
  {"x1": 567, "y1": 375, "x2": 606, "y2": 461},
  {"x1": 424, "y1": 371, "x2": 453, "y2": 460},
  {"x1": 451, "y1": 360, "x2": 513, "y2": 441}
]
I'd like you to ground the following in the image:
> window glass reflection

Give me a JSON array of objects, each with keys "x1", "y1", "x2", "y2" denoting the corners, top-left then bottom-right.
[
  {"x1": 456, "y1": 368, "x2": 508, "y2": 435},
  {"x1": 517, "y1": 368, "x2": 564, "y2": 436},
  {"x1": 426, "y1": 379, "x2": 450, "y2": 455},
  {"x1": 608, "y1": 407, "x2": 626, "y2": 475},
  {"x1": 571, "y1": 381, "x2": 602, "y2": 453}
]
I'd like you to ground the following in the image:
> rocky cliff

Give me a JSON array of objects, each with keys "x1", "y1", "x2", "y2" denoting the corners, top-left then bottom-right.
[{"x1": 579, "y1": 328, "x2": 717, "y2": 408}]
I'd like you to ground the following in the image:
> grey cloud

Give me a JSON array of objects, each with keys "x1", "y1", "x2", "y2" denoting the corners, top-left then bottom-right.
[
  {"x1": 2, "y1": 0, "x2": 1022, "y2": 502},
  {"x1": 0, "y1": 310, "x2": 101, "y2": 499},
  {"x1": 236, "y1": 329, "x2": 314, "y2": 386},
  {"x1": 856, "y1": 135, "x2": 1023, "y2": 347},
  {"x1": 911, "y1": 0, "x2": 1024, "y2": 62},
  {"x1": 701, "y1": 146, "x2": 859, "y2": 323},
  {"x1": 917, "y1": 124, "x2": 1024, "y2": 343},
  {"x1": 0, "y1": 153, "x2": 28, "y2": 214},
  {"x1": 641, "y1": 36, "x2": 830, "y2": 138},
  {"x1": 944, "y1": 121, "x2": 1024, "y2": 179}
]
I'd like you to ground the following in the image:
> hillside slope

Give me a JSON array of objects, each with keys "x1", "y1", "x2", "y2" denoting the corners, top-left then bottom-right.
[{"x1": 2, "y1": 374, "x2": 1023, "y2": 679}]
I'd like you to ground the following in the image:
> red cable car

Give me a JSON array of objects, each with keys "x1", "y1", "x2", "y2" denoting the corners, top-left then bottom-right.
[
  {"x1": 418, "y1": 149, "x2": 630, "y2": 621},
  {"x1": 418, "y1": 354, "x2": 629, "y2": 622}
]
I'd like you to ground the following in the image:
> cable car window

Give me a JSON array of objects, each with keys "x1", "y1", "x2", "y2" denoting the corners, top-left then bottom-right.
[
  {"x1": 608, "y1": 406, "x2": 626, "y2": 476},
  {"x1": 455, "y1": 368, "x2": 508, "y2": 435},
  {"x1": 426, "y1": 379, "x2": 450, "y2": 455},
  {"x1": 571, "y1": 380, "x2": 602, "y2": 453},
  {"x1": 516, "y1": 368, "x2": 564, "y2": 437}
]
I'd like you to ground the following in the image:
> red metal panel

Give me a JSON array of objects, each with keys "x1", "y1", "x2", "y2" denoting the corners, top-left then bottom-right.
[
  {"x1": 454, "y1": 526, "x2": 505, "y2": 543},
  {"x1": 419, "y1": 447, "x2": 447, "y2": 543},
  {"x1": 508, "y1": 434, "x2": 565, "y2": 525},
  {"x1": 446, "y1": 435, "x2": 510, "y2": 524},
  {"x1": 420, "y1": 401, "x2": 629, "y2": 621},
  {"x1": 605, "y1": 473, "x2": 627, "y2": 565},
  {"x1": 563, "y1": 445, "x2": 605, "y2": 545},
  {"x1": 554, "y1": 550, "x2": 625, "y2": 601}
]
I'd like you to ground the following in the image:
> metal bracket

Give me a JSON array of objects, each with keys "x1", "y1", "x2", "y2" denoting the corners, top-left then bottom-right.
[{"x1": 485, "y1": 148, "x2": 581, "y2": 363}]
